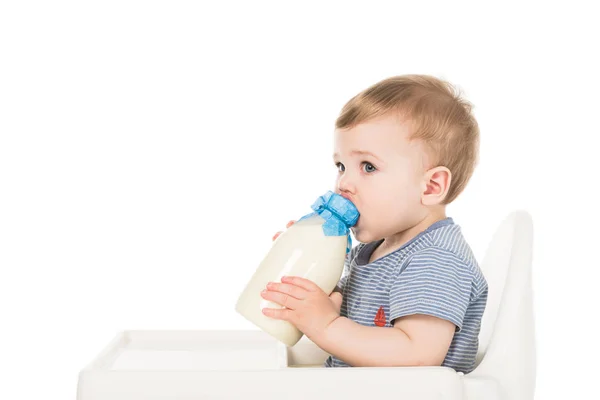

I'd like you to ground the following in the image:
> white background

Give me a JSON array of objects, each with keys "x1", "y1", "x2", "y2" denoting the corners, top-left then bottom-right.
[{"x1": 1, "y1": 1, "x2": 598, "y2": 398}]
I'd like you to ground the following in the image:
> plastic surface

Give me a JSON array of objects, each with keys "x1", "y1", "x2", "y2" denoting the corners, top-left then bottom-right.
[
  {"x1": 78, "y1": 211, "x2": 536, "y2": 400},
  {"x1": 77, "y1": 330, "x2": 464, "y2": 400}
]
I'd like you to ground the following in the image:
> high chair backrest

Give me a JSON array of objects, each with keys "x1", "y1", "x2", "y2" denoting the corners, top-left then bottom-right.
[
  {"x1": 476, "y1": 212, "x2": 521, "y2": 362},
  {"x1": 470, "y1": 211, "x2": 536, "y2": 398}
]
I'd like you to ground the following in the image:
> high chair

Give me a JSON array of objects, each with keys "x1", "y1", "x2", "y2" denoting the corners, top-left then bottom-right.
[{"x1": 77, "y1": 211, "x2": 536, "y2": 399}]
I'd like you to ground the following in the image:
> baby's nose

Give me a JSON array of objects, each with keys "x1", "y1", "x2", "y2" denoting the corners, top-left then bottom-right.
[{"x1": 337, "y1": 174, "x2": 356, "y2": 193}]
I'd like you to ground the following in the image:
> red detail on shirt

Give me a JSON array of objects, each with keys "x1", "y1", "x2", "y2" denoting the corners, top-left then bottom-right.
[{"x1": 374, "y1": 306, "x2": 386, "y2": 327}]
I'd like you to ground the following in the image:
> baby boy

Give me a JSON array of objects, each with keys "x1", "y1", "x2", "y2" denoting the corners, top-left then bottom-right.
[{"x1": 263, "y1": 74, "x2": 488, "y2": 374}]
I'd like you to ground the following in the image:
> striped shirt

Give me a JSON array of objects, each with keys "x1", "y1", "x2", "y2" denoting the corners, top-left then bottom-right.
[{"x1": 324, "y1": 217, "x2": 488, "y2": 374}]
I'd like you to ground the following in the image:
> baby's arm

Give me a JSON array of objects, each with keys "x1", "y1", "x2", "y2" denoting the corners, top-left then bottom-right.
[
  {"x1": 329, "y1": 291, "x2": 343, "y2": 313},
  {"x1": 329, "y1": 250, "x2": 352, "y2": 314},
  {"x1": 318, "y1": 313, "x2": 455, "y2": 367},
  {"x1": 315, "y1": 248, "x2": 471, "y2": 367}
]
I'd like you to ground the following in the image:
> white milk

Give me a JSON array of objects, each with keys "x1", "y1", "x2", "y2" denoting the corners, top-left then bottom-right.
[{"x1": 235, "y1": 213, "x2": 350, "y2": 347}]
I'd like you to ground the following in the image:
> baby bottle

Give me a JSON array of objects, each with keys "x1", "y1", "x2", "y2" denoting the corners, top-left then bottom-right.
[{"x1": 235, "y1": 190, "x2": 359, "y2": 347}]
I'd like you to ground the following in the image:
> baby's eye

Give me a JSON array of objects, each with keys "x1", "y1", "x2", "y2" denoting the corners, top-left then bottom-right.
[
  {"x1": 363, "y1": 162, "x2": 376, "y2": 173},
  {"x1": 335, "y1": 162, "x2": 345, "y2": 172}
]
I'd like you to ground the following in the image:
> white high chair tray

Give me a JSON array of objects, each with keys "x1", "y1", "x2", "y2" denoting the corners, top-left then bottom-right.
[{"x1": 77, "y1": 330, "x2": 465, "y2": 400}]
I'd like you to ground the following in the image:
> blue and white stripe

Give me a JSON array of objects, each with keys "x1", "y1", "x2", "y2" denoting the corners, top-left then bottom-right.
[{"x1": 324, "y1": 217, "x2": 488, "y2": 374}]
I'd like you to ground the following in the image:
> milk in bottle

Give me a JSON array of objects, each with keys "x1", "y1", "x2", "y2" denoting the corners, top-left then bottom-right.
[{"x1": 235, "y1": 190, "x2": 359, "y2": 347}]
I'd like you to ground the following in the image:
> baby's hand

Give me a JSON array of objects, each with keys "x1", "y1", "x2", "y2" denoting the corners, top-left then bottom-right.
[{"x1": 272, "y1": 220, "x2": 296, "y2": 241}]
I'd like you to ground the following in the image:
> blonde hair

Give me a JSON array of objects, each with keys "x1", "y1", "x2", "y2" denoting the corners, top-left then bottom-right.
[{"x1": 336, "y1": 74, "x2": 480, "y2": 204}]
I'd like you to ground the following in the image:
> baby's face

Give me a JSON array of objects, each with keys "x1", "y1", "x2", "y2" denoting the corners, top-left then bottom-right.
[{"x1": 333, "y1": 114, "x2": 430, "y2": 243}]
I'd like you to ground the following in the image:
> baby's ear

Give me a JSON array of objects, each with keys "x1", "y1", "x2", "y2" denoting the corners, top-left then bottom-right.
[{"x1": 421, "y1": 166, "x2": 451, "y2": 206}]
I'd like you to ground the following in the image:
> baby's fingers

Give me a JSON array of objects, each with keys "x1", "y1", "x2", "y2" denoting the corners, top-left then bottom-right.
[{"x1": 272, "y1": 220, "x2": 297, "y2": 241}]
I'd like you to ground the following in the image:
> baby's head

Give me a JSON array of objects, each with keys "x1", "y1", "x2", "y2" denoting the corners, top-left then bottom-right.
[{"x1": 333, "y1": 74, "x2": 479, "y2": 243}]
